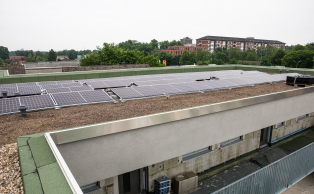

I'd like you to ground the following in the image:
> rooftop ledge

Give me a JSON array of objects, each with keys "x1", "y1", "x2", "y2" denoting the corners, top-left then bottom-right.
[{"x1": 16, "y1": 86, "x2": 309, "y2": 194}]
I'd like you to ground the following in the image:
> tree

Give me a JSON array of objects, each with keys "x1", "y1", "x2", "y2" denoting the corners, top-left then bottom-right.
[
  {"x1": 245, "y1": 52, "x2": 258, "y2": 61},
  {"x1": 80, "y1": 52, "x2": 99, "y2": 66},
  {"x1": 0, "y1": 46, "x2": 9, "y2": 60},
  {"x1": 0, "y1": 58, "x2": 6, "y2": 66},
  {"x1": 25, "y1": 54, "x2": 36, "y2": 62},
  {"x1": 270, "y1": 49, "x2": 286, "y2": 66},
  {"x1": 48, "y1": 49, "x2": 57, "y2": 61},
  {"x1": 196, "y1": 49, "x2": 211, "y2": 63},
  {"x1": 282, "y1": 49, "x2": 314, "y2": 68},
  {"x1": 118, "y1": 40, "x2": 137, "y2": 50},
  {"x1": 293, "y1": 44, "x2": 306, "y2": 51},
  {"x1": 68, "y1": 51, "x2": 75, "y2": 60},
  {"x1": 179, "y1": 51, "x2": 196, "y2": 65}
]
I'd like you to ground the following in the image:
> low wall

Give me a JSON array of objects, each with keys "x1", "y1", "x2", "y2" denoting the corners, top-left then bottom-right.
[
  {"x1": 62, "y1": 64, "x2": 150, "y2": 72},
  {"x1": 23, "y1": 61, "x2": 79, "y2": 68},
  {"x1": 0, "y1": 65, "x2": 25, "y2": 74}
]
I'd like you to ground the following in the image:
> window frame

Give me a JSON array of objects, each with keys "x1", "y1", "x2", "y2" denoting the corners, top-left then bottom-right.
[
  {"x1": 220, "y1": 136, "x2": 243, "y2": 149},
  {"x1": 182, "y1": 146, "x2": 213, "y2": 162},
  {"x1": 297, "y1": 114, "x2": 309, "y2": 122}
]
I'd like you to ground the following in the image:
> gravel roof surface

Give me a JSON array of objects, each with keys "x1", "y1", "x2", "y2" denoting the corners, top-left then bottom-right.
[
  {"x1": 0, "y1": 143, "x2": 23, "y2": 194},
  {"x1": 0, "y1": 82, "x2": 296, "y2": 146}
]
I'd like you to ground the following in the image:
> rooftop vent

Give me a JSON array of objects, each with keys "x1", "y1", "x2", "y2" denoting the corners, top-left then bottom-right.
[
  {"x1": 1, "y1": 91, "x2": 7, "y2": 98},
  {"x1": 18, "y1": 105, "x2": 27, "y2": 117}
]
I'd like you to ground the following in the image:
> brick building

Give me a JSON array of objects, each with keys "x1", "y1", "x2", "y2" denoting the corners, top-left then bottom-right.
[
  {"x1": 159, "y1": 46, "x2": 206, "y2": 56},
  {"x1": 196, "y1": 35, "x2": 285, "y2": 53}
]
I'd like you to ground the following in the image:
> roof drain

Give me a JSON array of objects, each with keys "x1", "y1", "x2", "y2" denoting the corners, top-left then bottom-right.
[
  {"x1": 1, "y1": 91, "x2": 7, "y2": 98},
  {"x1": 106, "y1": 89, "x2": 120, "y2": 103}
]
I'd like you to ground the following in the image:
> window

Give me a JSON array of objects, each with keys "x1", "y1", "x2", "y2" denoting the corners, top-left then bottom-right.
[
  {"x1": 297, "y1": 114, "x2": 309, "y2": 121},
  {"x1": 277, "y1": 122, "x2": 285, "y2": 128},
  {"x1": 220, "y1": 136, "x2": 243, "y2": 148},
  {"x1": 182, "y1": 146, "x2": 212, "y2": 162}
]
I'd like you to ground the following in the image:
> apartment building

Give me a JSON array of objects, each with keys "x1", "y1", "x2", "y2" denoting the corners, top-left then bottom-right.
[{"x1": 196, "y1": 35, "x2": 285, "y2": 53}]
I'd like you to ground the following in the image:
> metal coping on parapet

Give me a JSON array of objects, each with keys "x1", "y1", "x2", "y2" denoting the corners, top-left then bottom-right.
[{"x1": 44, "y1": 85, "x2": 314, "y2": 194}]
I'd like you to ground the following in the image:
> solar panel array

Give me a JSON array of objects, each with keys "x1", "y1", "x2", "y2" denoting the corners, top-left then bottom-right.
[{"x1": 0, "y1": 70, "x2": 300, "y2": 115}]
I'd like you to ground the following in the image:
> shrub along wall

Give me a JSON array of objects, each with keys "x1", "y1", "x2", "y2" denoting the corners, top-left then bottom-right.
[
  {"x1": 1, "y1": 65, "x2": 314, "y2": 84},
  {"x1": 62, "y1": 64, "x2": 150, "y2": 72}
]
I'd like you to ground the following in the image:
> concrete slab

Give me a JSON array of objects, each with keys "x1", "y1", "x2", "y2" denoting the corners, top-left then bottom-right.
[{"x1": 193, "y1": 161, "x2": 261, "y2": 193}]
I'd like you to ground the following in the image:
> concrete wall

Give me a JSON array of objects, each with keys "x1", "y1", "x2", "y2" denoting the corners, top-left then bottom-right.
[
  {"x1": 272, "y1": 113, "x2": 314, "y2": 142},
  {"x1": 0, "y1": 65, "x2": 25, "y2": 74},
  {"x1": 23, "y1": 61, "x2": 79, "y2": 68},
  {"x1": 57, "y1": 91, "x2": 314, "y2": 186},
  {"x1": 147, "y1": 130, "x2": 260, "y2": 192}
]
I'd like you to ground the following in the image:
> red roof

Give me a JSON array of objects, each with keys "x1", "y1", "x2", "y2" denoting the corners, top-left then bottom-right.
[{"x1": 9, "y1": 56, "x2": 24, "y2": 60}]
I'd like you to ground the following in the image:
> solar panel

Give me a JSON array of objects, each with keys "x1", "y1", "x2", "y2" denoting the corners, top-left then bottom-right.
[
  {"x1": 0, "y1": 84, "x2": 17, "y2": 88},
  {"x1": 170, "y1": 83, "x2": 201, "y2": 93},
  {"x1": 0, "y1": 97, "x2": 20, "y2": 115},
  {"x1": 103, "y1": 80, "x2": 127, "y2": 88},
  {"x1": 133, "y1": 86, "x2": 164, "y2": 97},
  {"x1": 186, "y1": 82, "x2": 211, "y2": 91},
  {"x1": 119, "y1": 79, "x2": 136, "y2": 86},
  {"x1": 154, "y1": 84, "x2": 182, "y2": 95},
  {"x1": 18, "y1": 86, "x2": 42, "y2": 96},
  {"x1": 40, "y1": 84, "x2": 63, "y2": 90},
  {"x1": 55, "y1": 80, "x2": 75, "y2": 84},
  {"x1": 111, "y1": 87, "x2": 143, "y2": 100},
  {"x1": 61, "y1": 82, "x2": 82, "y2": 88},
  {"x1": 46, "y1": 87, "x2": 71, "y2": 94},
  {"x1": 150, "y1": 80, "x2": 169, "y2": 85},
  {"x1": 88, "y1": 81, "x2": 108, "y2": 89},
  {"x1": 79, "y1": 90, "x2": 113, "y2": 103},
  {"x1": 20, "y1": 95, "x2": 55, "y2": 111},
  {"x1": 0, "y1": 87, "x2": 18, "y2": 97},
  {"x1": 77, "y1": 79, "x2": 96, "y2": 83},
  {"x1": 17, "y1": 82, "x2": 38, "y2": 87},
  {"x1": 52, "y1": 92, "x2": 87, "y2": 106},
  {"x1": 38, "y1": 81, "x2": 57, "y2": 85},
  {"x1": 69, "y1": 86, "x2": 94, "y2": 92},
  {"x1": 135, "y1": 81, "x2": 153, "y2": 86},
  {"x1": 206, "y1": 80, "x2": 231, "y2": 90}
]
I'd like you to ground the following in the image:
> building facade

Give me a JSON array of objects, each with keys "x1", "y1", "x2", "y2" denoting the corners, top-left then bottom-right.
[
  {"x1": 196, "y1": 35, "x2": 285, "y2": 53},
  {"x1": 159, "y1": 46, "x2": 205, "y2": 56}
]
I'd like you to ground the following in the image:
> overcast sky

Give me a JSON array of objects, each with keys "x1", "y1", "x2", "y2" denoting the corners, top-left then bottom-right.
[{"x1": 1, "y1": 0, "x2": 314, "y2": 52}]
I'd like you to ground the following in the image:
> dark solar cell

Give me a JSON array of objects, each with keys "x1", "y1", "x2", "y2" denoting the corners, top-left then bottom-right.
[
  {"x1": 20, "y1": 95, "x2": 55, "y2": 111},
  {"x1": 52, "y1": 92, "x2": 87, "y2": 106},
  {"x1": 0, "y1": 98, "x2": 20, "y2": 115},
  {"x1": 111, "y1": 87, "x2": 143, "y2": 100},
  {"x1": 154, "y1": 84, "x2": 182, "y2": 95},
  {"x1": 17, "y1": 82, "x2": 38, "y2": 87},
  {"x1": 170, "y1": 83, "x2": 201, "y2": 93},
  {"x1": 61, "y1": 82, "x2": 83, "y2": 88},
  {"x1": 69, "y1": 86, "x2": 93, "y2": 92},
  {"x1": 38, "y1": 81, "x2": 57, "y2": 85},
  {"x1": 150, "y1": 80, "x2": 169, "y2": 85},
  {"x1": 103, "y1": 80, "x2": 127, "y2": 88},
  {"x1": 119, "y1": 79, "x2": 136, "y2": 86},
  {"x1": 188, "y1": 82, "x2": 214, "y2": 91},
  {"x1": 46, "y1": 87, "x2": 71, "y2": 94},
  {"x1": 18, "y1": 86, "x2": 42, "y2": 95},
  {"x1": 40, "y1": 84, "x2": 63, "y2": 90},
  {"x1": 56, "y1": 80, "x2": 74, "y2": 84},
  {"x1": 88, "y1": 81, "x2": 108, "y2": 89},
  {"x1": 133, "y1": 86, "x2": 164, "y2": 97},
  {"x1": 0, "y1": 87, "x2": 19, "y2": 97},
  {"x1": 134, "y1": 81, "x2": 153, "y2": 86},
  {"x1": 206, "y1": 80, "x2": 231, "y2": 90},
  {"x1": 79, "y1": 90, "x2": 113, "y2": 103},
  {"x1": 0, "y1": 83, "x2": 17, "y2": 88}
]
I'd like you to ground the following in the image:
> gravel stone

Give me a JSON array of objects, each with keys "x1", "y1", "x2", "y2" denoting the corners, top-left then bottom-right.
[{"x1": 0, "y1": 143, "x2": 23, "y2": 194}]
